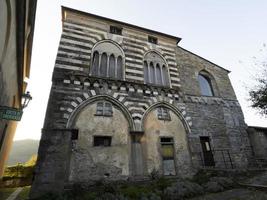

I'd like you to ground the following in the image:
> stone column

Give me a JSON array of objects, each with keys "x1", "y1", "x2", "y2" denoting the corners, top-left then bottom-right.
[
  {"x1": 115, "y1": 56, "x2": 118, "y2": 78},
  {"x1": 160, "y1": 64, "x2": 164, "y2": 85},
  {"x1": 106, "y1": 54, "x2": 110, "y2": 77},
  {"x1": 147, "y1": 62, "x2": 151, "y2": 83},
  {"x1": 97, "y1": 53, "x2": 102, "y2": 76},
  {"x1": 29, "y1": 129, "x2": 74, "y2": 199}
]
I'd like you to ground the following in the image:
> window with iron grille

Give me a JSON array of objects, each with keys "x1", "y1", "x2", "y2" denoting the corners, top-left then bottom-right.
[
  {"x1": 96, "y1": 102, "x2": 113, "y2": 116},
  {"x1": 157, "y1": 107, "x2": 171, "y2": 120},
  {"x1": 94, "y1": 136, "x2": 112, "y2": 147},
  {"x1": 110, "y1": 26, "x2": 122, "y2": 35},
  {"x1": 148, "y1": 36, "x2": 158, "y2": 44}
]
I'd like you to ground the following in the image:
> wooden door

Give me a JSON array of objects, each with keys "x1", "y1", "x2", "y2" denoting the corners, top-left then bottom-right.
[
  {"x1": 161, "y1": 137, "x2": 176, "y2": 175},
  {"x1": 200, "y1": 136, "x2": 215, "y2": 166}
]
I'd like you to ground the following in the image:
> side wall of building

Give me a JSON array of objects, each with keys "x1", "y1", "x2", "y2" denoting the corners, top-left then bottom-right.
[{"x1": 0, "y1": 0, "x2": 20, "y2": 176}]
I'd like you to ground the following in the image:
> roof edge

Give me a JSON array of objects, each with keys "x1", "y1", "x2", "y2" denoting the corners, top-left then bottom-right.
[
  {"x1": 61, "y1": 6, "x2": 182, "y2": 44},
  {"x1": 177, "y1": 46, "x2": 231, "y2": 73}
]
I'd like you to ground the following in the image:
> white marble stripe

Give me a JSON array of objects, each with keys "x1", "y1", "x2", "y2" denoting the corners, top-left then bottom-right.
[
  {"x1": 125, "y1": 75, "x2": 144, "y2": 81},
  {"x1": 59, "y1": 44, "x2": 90, "y2": 54},
  {"x1": 125, "y1": 68, "x2": 143, "y2": 75},
  {"x1": 128, "y1": 106, "x2": 146, "y2": 112},
  {"x1": 56, "y1": 57, "x2": 90, "y2": 65},
  {"x1": 170, "y1": 77, "x2": 180, "y2": 82},
  {"x1": 58, "y1": 50, "x2": 90, "y2": 59},
  {"x1": 132, "y1": 113, "x2": 143, "y2": 118},
  {"x1": 125, "y1": 62, "x2": 143, "y2": 68},
  {"x1": 62, "y1": 31, "x2": 92, "y2": 41},
  {"x1": 60, "y1": 38, "x2": 93, "y2": 48},
  {"x1": 55, "y1": 64, "x2": 84, "y2": 71},
  {"x1": 64, "y1": 22, "x2": 107, "y2": 37}
]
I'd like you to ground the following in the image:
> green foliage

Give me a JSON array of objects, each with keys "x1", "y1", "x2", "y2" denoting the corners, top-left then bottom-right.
[
  {"x1": 249, "y1": 43, "x2": 267, "y2": 116},
  {"x1": 249, "y1": 78, "x2": 267, "y2": 115},
  {"x1": 3, "y1": 155, "x2": 37, "y2": 181},
  {"x1": 120, "y1": 185, "x2": 151, "y2": 199}
]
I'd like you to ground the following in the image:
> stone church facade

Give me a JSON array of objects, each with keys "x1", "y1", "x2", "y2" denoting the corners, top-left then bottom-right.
[{"x1": 31, "y1": 6, "x2": 252, "y2": 197}]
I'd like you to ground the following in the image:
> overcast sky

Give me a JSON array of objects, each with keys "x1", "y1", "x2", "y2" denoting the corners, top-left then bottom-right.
[{"x1": 14, "y1": 0, "x2": 267, "y2": 140}]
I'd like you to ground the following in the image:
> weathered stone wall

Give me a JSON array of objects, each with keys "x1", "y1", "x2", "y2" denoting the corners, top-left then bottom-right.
[
  {"x1": 30, "y1": 129, "x2": 73, "y2": 199},
  {"x1": 247, "y1": 127, "x2": 267, "y2": 159},
  {"x1": 176, "y1": 47, "x2": 236, "y2": 99},
  {"x1": 32, "y1": 7, "x2": 253, "y2": 198},
  {"x1": 69, "y1": 102, "x2": 130, "y2": 182},
  {"x1": 144, "y1": 108, "x2": 192, "y2": 177}
]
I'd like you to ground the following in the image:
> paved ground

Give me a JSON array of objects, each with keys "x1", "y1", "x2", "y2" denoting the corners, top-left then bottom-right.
[
  {"x1": 241, "y1": 171, "x2": 267, "y2": 185},
  {"x1": 189, "y1": 188, "x2": 267, "y2": 200}
]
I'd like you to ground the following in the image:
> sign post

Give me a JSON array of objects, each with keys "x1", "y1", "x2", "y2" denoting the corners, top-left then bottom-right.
[{"x1": 0, "y1": 106, "x2": 23, "y2": 121}]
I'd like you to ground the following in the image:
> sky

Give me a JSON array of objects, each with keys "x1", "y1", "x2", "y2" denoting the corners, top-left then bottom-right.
[{"x1": 14, "y1": 0, "x2": 267, "y2": 140}]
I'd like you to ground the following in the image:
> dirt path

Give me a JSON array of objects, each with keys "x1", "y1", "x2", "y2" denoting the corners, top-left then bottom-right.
[{"x1": 5, "y1": 188, "x2": 22, "y2": 200}]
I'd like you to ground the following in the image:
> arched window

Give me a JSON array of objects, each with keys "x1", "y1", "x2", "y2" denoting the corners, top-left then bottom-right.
[
  {"x1": 91, "y1": 41, "x2": 124, "y2": 79},
  {"x1": 162, "y1": 65, "x2": 169, "y2": 86},
  {"x1": 156, "y1": 64, "x2": 162, "y2": 85},
  {"x1": 109, "y1": 54, "x2": 115, "y2": 78},
  {"x1": 92, "y1": 51, "x2": 99, "y2": 76},
  {"x1": 198, "y1": 74, "x2": 214, "y2": 96},
  {"x1": 100, "y1": 53, "x2": 107, "y2": 76},
  {"x1": 143, "y1": 51, "x2": 169, "y2": 86},
  {"x1": 144, "y1": 61, "x2": 149, "y2": 84},
  {"x1": 117, "y1": 56, "x2": 123, "y2": 79},
  {"x1": 149, "y1": 62, "x2": 155, "y2": 84}
]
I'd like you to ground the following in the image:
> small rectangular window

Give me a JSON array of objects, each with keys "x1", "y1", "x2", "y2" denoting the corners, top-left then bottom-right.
[
  {"x1": 94, "y1": 136, "x2": 112, "y2": 147},
  {"x1": 110, "y1": 26, "x2": 122, "y2": 35},
  {"x1": 96, "y1": 102, "x2": 113, "y2": 116},
  {"x1": 160, "y1": 137, "x2": 174, "y2": 143},
  {"x1": 71, "y1": 129, "x2": 79, "y2": 140},
  {"x1": 148, "y1": 36, "x2": 158, "y2": 44},
  {"x1": 157, "y1": 107, "x2": 171, "y2": 121}
]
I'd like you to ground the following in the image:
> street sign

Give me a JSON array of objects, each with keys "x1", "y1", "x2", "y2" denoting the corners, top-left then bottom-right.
[{"x1": 0, "y1": 106, "x2": 23, "y2": 121}]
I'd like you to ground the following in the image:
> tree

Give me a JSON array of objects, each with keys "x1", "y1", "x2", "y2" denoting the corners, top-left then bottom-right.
[{"x1": 249, "y1": 44, "x2": 267, "y2": 116}]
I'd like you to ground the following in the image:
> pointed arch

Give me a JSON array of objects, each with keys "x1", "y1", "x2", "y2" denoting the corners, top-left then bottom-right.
[
  {"x1": 141, "y1": 102, "x2": 191, "y2": 133},
  {"x1": 66, "y1": 95, "x2": 135, "y2": 131}
]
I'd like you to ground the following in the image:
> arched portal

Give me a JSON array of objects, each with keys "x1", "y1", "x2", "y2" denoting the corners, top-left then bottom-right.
[
  {"x1": 67, "y1": 96, "x2": 133, "y2": 182},
  {"x1": 141, "y1": 103, "x2": 192, "y2": 177}
]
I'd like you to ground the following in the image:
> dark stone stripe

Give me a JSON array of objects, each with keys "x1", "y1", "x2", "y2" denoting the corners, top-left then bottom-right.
[
  {"x1": 160, "y1": 48, "x2": 175, "y2": 54},
  {"x1": 56, "y1": 59, "x2": 89, "y2": 68},
  {"x1": 61, "y1": 34, "x2": 95, "y2": 45},
  {"x1": 58, "y1": 46, "x2": 90, "y2": 55},
  {"x1": 166, "y1": 58, "x2": 176, "y2": 63},
  {"x1": 66, "y1": 20, "x2": 107, "y2": 33},
  {"x1": 125, "y1": 53, "x2": 143, "y2": 61},
  {"x1": 125, "y1": 59, "x2": 143, "y2": 65},
  {"x1": 168, "y1": 63, "x2": 176, "y2": 68},
  {"x1": 171, "y1": 80, "x2": 180, "y2": 84},
  {"x1": 57, "y1": 53, "x2": 89, "y2": 62},
  {"x1": 123, "y1": 42, "x2": 145, "y2": 51},
  {"x1": 124, "y1": 33, "x2": 147, "y2": 43},
  {"x1": 169, "y1": 68, "x2": 178, "y2": 73},
  {"x1": 129, "y1": 109, "x2": 144, "y2": 115},
  {"x1": 124, "y1": 48, "x2": 144, "y2": 56},
  {"x1": 59, "y1": 41, "x2": 92, "y2": 51},
  {"x1": 125, "y1": 72, "x2": 144, "y2": 77},
  {"x1": 63, "y1": 27, "x2": 104, "y2": 42},
  {"x1": 126, "y1": 65, "x2": 144, "y2": 72},
  {"x1": 124, "y1": 38, "x2": 147, "y2": 47}
]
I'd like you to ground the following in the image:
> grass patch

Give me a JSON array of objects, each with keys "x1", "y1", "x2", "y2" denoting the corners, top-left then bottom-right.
[
  {"x1": 15, "y1": 186, "x2": 31, "y2": 200},
  {"x1": 0, "y1": 187, "x2": 17, "y2": 200}
]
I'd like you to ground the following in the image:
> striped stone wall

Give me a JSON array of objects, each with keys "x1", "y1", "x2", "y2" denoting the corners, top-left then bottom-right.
[{"x1": 55, "y1": 13, "x2": 180, "y2": 88}]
